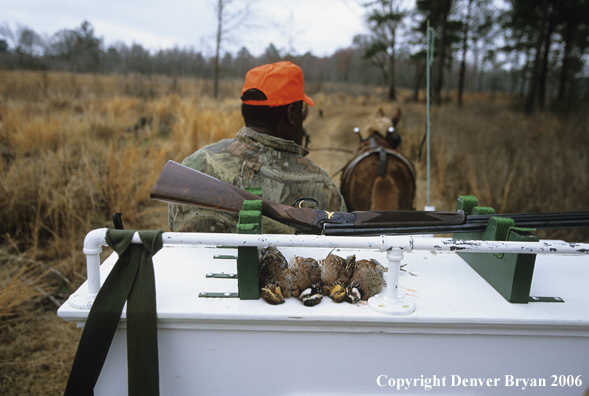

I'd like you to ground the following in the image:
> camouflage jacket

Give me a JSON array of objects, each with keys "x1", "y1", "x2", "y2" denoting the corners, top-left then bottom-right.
[{"x1": 168, "y1": 127, "x2": 347, "y2": 234}]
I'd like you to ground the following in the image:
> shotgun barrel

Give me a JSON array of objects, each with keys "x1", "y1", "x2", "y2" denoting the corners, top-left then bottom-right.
[{"x1": 323, "y1": 211, "x2": 589, "y2": 235}]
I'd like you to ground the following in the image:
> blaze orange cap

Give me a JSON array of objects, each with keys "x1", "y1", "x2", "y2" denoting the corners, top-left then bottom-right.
[{"x1": 241, "y1": 61, "x2": 315, "y2": 107}]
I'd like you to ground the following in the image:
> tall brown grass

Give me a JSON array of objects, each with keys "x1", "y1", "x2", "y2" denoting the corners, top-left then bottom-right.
[
  {"x1": 0, "y1": 70, "x2": 587, "y2": 395},
  {"x1": 0, "y1": 70, "x2": 246, "y2": 395},
  {"x1": 410, "y1": 97, "x2": 587, "y2": 241},
  {"x1": 0, "y1": 264, "x2": 46, "y2": 319},
  {"x1": 0, "y1": 71, "x2": 244, "y2": 317}
]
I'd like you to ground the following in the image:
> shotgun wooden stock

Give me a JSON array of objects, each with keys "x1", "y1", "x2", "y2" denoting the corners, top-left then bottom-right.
[{"x1": 150, "y1": 160, "x2": 466, "y2": 234}]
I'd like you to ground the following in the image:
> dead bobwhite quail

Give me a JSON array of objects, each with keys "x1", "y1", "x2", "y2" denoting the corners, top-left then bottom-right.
[
  {"x1": 259, "y1": 246, "x2": 289, "y2": 305},
  {"x1": 345, "y1": 259, "x2": 385, "y2": 304},
  {"x1": 286, "y1": 256, "x2": 323, "y2": 306},
  {"x1": 319, "y1": 252, "x2": 356, "y2": 303}
]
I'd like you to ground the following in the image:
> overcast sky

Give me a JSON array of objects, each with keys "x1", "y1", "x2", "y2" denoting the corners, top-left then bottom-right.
[{"x1": 1, "y1": 0, "x2": 372, "y2": 57}]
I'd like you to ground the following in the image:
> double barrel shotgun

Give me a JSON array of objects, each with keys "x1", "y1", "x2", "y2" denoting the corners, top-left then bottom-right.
[{"x1": 150, "y1": 160, "x2": 589, "y2": 236}]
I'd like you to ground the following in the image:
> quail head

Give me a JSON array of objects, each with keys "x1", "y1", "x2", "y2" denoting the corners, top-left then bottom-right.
[
  {"x1": 319, "y1": 252, "x2": 356, "y2": 303},
  {"x1": 259, "y1": 246, "x2": 289, "y2": 305},
  {"x1": 345, "y1": 259, "x2": 385, "y2": 304},
  {"x1": 286, "y1": 256, "x2": 323, "y2": 306}
]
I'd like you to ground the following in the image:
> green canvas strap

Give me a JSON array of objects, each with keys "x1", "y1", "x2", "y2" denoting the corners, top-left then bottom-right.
[{"x1": 64, "y1": 229, "x2": 163, "y2": 396}]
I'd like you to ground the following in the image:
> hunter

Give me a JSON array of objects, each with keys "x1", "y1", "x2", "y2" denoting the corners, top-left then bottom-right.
[{"x1": 168, "y1": 61, "x2": 346, "y2": 233}]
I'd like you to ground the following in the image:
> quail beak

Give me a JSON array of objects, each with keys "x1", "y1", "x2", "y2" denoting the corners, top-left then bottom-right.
[
  {"x1": 329, "y1": 284, "x2": 346, "y2": 303},
  {"x1": 261, "y1": 285, "x2": 285, "y2": 305},
  {"x1": 274, "y1": 285, "x2": 283, "y2": 300}
]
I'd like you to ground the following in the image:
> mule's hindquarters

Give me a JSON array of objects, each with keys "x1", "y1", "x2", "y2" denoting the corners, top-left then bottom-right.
[{"x1": 340, "y1": 148, "x2": 416, "y2": 212}]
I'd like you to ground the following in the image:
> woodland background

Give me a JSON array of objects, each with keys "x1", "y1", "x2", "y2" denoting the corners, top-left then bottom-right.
[
  {"x1": 1, "y1": 0, "x2": 588, "y2": 110},
  {"x1": 1, "y1": 0, "x2": 588, "y2": 394}
]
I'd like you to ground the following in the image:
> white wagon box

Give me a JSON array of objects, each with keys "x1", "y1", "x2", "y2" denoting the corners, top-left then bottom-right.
[{"x1": 58, "y1": 231, "x2": 589, "y2": 395}]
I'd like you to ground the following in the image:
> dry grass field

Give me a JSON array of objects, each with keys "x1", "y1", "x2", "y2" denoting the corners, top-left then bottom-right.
[{"x1": 0, "y1": 70, "x2": 587, "y2": 395}]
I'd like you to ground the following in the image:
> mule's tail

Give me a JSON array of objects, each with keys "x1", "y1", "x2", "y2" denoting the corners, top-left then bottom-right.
[{"x1": 371, "y1": 175, "x2": 400, "y2": 211}]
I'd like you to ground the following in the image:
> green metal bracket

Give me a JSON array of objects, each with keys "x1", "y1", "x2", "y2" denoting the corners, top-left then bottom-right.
[
  {"x1": 199, "y1": 188, "x2": 262, "y2": 299},
  {"x1": 454, "y1": 195, "x2": 539, "y2": 304},
  {"x1": 200, "y1": 245, "x2": 240, "y2": 297},
  {"x1": 199, "y1": 292, "x2": 239, "y2": 298},
  {"x1": 206, "y1": 272, "x2": 237, "y2": 279},
  {"x1": 529, "y1": 296, "x2": 564, "y2": 303},
  {"x1": 202, "y1": 250, "x2": 237, "y2": 283},
  {"x1": 235, "y1": 187, "x2": 263, "y2": 300},
  {"x1": 213, "y1": 254, "x2": 238, "y2": 260}
]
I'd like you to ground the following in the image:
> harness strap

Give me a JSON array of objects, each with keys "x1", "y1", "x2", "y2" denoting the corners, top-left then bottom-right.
[
  {"x1": 341, "y1": 148, "x2": 416, "y2": 190},
  {"x1": 378, "y1": 148, "x2": 387, "y2": 176},
  {"x1": 64, "y1": 229, "x2": 163, "y2": 396}
]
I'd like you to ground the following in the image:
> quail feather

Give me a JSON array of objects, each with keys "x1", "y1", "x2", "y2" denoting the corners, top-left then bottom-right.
[
  {"x1": 286, "y1": 256, "x2": 323, "y2": 307},
  {"x1": 319, "y1": 251, "x2": 356, "y2": 303},
  {"x1": 345, "y1": 259, "x2": 385, "y2": 303},
  {"x1": 259, "y1": 246, "x2": 289, "y2": 305}
]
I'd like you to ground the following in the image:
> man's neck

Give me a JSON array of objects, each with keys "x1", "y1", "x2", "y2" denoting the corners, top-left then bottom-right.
[{"x1": 247, "y1": 125, "x2": 275, "y2": 136}]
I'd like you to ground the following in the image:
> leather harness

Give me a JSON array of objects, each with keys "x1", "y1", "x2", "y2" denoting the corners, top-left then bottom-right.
[{"x1": 341, "y1": 136, "x2": 416, "y2": 187}]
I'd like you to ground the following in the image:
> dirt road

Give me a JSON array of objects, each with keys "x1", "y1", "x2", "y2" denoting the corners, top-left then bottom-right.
[{"x1": 304, "y1": 103, "x2": 435, "y2": 212}]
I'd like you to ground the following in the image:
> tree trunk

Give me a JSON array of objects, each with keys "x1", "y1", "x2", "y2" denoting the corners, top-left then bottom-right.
[
  {"x1": 214, "y1": 0, "x2": 223, "y2": 99},
  {"x1": 388, "y1": 60, "x2": 396, "y2": 100},
  {"x1": 538, "y1": 6, "x2": 554, "y2": 111},
  {"x1": 413, "y1": 57, "x2": 426, "y2": 102},
  {"x1": 388, "y1": 33, "x2": 396, "y2": 101},
  {"x1": 457, "y1": 0, "x2": 473, "y2": 106},
  {"x1": 386, "y1": 12, "x2": 397, "y2": 101},
  {"x1": 557, "y1": 20, "x2": 574, "y2": 101},
  {"x1": 471, "y1": 43, "x2": 479, "y2": 91},
  {"x1": 525, "y1": 0, "x2": 549, "y2": 113},
  {"x1": 519, "y1": 49, "x2": 531, "y2": 99},
  {"x1": 434, "y1": 0, "x2": 452, "y2": 106}
]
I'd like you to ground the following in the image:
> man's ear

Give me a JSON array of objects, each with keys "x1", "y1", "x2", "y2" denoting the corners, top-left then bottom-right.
[{"x1": 286, "y1": 103, "x2": 296, "y2": 126}]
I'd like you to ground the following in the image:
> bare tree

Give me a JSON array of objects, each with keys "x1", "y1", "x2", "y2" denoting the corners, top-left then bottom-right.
[
  {"x1": 0, "y1": 23, "x2": 43, "y2": 55},
  {"x1": 212, "y1": 0, "x2": 250, "y2": 98}
]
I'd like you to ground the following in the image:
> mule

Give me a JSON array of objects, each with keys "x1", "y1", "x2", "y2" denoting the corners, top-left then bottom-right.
[{"x1": 339, "y1": 107, "x2": 416, "y2": 212}]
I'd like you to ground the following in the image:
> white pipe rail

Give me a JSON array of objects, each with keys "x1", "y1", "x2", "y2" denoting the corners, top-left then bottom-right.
[{"x1": 73, "y1": 228, "x2": 589, "y2": 312}]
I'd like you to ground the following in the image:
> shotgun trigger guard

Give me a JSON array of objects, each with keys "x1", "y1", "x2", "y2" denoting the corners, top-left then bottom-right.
[
  {"x1": 291, "y1": 197, "x2": 319, "y2": 209},
  {"x1": 314, "y1": 210, "x2": 356, "y2": 229}
]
